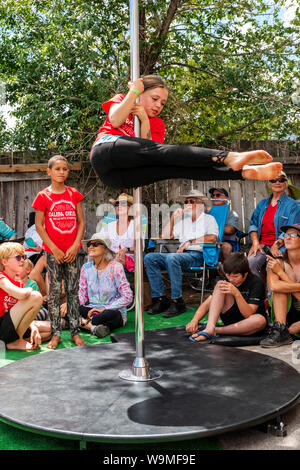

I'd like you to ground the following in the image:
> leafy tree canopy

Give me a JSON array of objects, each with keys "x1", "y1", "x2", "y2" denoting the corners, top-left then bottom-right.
[{"x1": 0, "y1": 0, "x2": 298, "y2": 156}]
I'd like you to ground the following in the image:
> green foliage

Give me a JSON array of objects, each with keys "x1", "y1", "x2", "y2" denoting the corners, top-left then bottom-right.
[{"x1": 0, "y1": 0, "x2": 298, "y2": 155}]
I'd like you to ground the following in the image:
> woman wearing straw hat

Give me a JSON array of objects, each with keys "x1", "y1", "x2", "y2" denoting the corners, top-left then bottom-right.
[
  {"x1": 79, "y1": 234, "x2": 133, "y2": 338},
  {"x1": 99, "y1": 192, "x2": 146, "y2": 271}
]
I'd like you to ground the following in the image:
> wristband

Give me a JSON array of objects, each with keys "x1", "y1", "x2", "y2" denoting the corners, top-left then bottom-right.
[{"x1": 131, "y1": 88, "x2": 140, "y2": 97}]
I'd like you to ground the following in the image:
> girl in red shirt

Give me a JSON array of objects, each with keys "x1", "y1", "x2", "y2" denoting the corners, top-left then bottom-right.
[
  {"x1": 90, "y1": 75, "x2": 282, "y2": 189},
  {"x1": 0, "y1": 242, "x2": 43, "y2": 350}
]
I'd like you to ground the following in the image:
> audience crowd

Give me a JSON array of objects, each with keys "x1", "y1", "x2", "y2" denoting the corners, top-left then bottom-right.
[{"x1": 0, "y1": 155, "x2": 299, "y2": 352}]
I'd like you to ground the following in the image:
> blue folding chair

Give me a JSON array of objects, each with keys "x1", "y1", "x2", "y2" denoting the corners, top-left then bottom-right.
[{"x1": 188, "y1": 202, "x2": 230, "y2": 303}]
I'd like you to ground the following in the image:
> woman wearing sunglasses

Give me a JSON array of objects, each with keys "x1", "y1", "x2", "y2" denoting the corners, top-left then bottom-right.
[
  {"x1": 98, "y1": 193, "x2": 145, "y2": 272},
  {"x1": 78, "y1": 234, "x2": 133, "y2": 338},
  {"x1": 248, "y1": 171, "x2": 300, "y2": 288},
  {"x1": 0, "y1": 242, "x2": 43, "y2": 350}
]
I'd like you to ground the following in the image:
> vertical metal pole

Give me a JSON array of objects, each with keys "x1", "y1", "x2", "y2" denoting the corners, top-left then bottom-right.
[{"x1": 119, "y1": 0, "x2": 162, "y2": 382}]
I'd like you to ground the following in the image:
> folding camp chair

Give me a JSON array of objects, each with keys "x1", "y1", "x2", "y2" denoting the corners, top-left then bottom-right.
[{"x1": 187, "y1": 202, "x2": 230, "y2": 303}]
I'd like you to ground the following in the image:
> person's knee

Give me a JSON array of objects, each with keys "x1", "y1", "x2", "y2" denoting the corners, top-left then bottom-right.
[
  {"x1": 143, "y1": 253, "x2": 152, "y2": 266},
  {"x1": 165, "y1": 253, "x2": 181, "y2": 268},
  {"x1": 144, "y1": 252, "x2": 160, "y2": 269},
  {"x1": 30, "y1": 290, "x2": 43, "y2": 308},
  {"x1": 221, "y1": 243, "x2": 233, "y2": 258},
  {"x1": 256, "y1": 315, "x2": 267, "y2": 330}
]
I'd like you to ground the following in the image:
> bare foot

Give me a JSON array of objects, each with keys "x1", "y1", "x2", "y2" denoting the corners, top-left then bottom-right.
[
  {"x1": 71, "y1": 334, "x2": 86, "y2": 347},
  {"x1": 46, "y1": 336, "x2": 61, "y2": 349},
  {"x1": 242, "y1": 162, "x2": 283, "y2": 181},
  {"x1": 224, "y1": 150, "x2": 273, "y2": 171},
  {"x1": 6, "y1": 339, "x2": 39, "y2": 351}
]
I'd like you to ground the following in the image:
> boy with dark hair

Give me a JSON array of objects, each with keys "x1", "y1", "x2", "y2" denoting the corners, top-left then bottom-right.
[
  {"x1": 186, "y1": 252, "x2": 267, "y2": 342},
  {"x1": 33, "y1": 155, "x2": 86, "y2": 349}
]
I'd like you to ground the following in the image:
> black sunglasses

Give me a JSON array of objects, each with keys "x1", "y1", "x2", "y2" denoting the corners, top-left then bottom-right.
[
  {"x1": 87, "y1": 241, "x2": 105, "y2": 248},
  {"x1": 269, "y1": 178, "x2": 287, "y2": 183},
  {"x1": 184, "y1": 199, "x2": 203, "y2": 204}
]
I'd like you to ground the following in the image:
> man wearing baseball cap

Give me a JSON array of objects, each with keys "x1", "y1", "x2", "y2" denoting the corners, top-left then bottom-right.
[
  {"x1": 208, "y1": 188, "x2": 240, "y2": 260},
  {"x1": 260, "y1": 223, "x2": 300, "y2": 348},
  {"x1": 144, "y1": 190, "x2": 219, "y2": 317}
]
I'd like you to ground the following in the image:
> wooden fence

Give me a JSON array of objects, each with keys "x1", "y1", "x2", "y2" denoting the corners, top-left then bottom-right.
[{"x1": 0, "y1": 140, "x2": 299, "y2": 241}]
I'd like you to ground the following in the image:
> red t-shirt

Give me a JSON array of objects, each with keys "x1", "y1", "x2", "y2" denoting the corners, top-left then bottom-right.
[
  {"x1": 0, "y1": 271, "x2": 22, "y2": 318},
  {"x1": 93, "y1": 93, "x2": 165, "y2": 145},
  {"x1": 32, "y1": 186, "x2": 84, "y2": 254},
  {"x1": 260, "y1": 201, "x2": 277, "y2": 245}
]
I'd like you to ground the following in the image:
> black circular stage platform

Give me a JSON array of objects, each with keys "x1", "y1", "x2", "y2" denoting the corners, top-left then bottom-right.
[{"x1": 0, "y1": 326, "x2": 299, "y2": 445}]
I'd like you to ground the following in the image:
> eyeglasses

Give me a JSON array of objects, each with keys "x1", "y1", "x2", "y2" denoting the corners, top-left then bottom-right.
[
  {"x1": 87, "y1": 241, "x2": 105, "y2": 248},
  {"x1": 9, "y1": 255, "x2": 27, "y2": 261},
  {"x1": 269, "y1": 178, "x2": 287, "y2": 183},
  {"x1": 114, "y1": 201, "x2": 128, "y2": 207},
  {"x1": 184, "y1": 199, "x2": 203, "y2": 204},
  {"x1": 283, "y1": 232, "x2": 300, "y2": 239},
  {"x1": 212, "y1": 193, "x2": 225, "y2": 198}
]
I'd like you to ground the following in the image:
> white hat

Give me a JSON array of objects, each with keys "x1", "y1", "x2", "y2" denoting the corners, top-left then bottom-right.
[
  {"x1": 178, "y1": 190, "x2": 212, "y2": 211},
  {"x1": 82, "y1": 233, "x2": 114, "y2": 254}
]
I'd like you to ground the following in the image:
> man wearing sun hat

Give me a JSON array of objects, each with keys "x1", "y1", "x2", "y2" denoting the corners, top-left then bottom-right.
[
  {"x1": 260, "y1": 222, "x2": 300, "y2": 348},
  {"x1": 144, "y1": 190, "x2": 219, "y2": 317}
]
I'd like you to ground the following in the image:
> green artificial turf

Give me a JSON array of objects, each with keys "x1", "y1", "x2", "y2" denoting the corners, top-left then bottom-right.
[{"x1": 0, "y1": 307, "x2": 221, "y2": 451}]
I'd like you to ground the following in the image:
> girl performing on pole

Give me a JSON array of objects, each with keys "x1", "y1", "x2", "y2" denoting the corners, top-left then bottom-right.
[{"x1": 90, "y1": 75, "x2": 282, "y2": 189}]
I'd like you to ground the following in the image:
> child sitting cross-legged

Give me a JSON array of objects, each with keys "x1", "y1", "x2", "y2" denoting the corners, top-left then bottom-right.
[
  {"x1": 186, "y1": 252, "x2": 268, "y2": 343},
  {"x1": 0, "y1": 242, "x2": 43, "y2": 350}
]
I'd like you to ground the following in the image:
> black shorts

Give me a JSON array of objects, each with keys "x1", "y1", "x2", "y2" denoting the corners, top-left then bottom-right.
[
  {"x1": 220, "y1": 301, "x2": 267, "y2": 327},
  {"x1": 0, "y1": 311, "x2": 19, "y2": 344}
]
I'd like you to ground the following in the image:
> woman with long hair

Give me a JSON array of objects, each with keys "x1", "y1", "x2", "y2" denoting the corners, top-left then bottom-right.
[{"x1": 90, "y1": 75, "x2": 282, "y2": 189}]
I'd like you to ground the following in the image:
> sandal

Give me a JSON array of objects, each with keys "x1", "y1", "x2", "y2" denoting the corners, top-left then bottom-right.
[{"x1": 189, "y1": 331, "x2": 219, "y2": 343}]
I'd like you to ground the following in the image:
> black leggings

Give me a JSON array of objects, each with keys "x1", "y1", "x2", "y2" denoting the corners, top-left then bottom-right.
[
  {"x1": 90, "y1": 136, "x2": 242, "y2": 189},
  {"x1": 79, "y1": 305, "x2": 123, "y2": 331}
]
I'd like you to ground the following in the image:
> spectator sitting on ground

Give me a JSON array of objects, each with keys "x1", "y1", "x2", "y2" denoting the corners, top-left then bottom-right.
[
  {"x1": 186, "y1": 252, "x2": 267, "y2": 342},
  {"x1": 248, "y1": 171, "x2": 300, "y2": 289},
  {"x1": 18, "y1": 258, "x2": 51, "y2": 343},
  {"x1": 0, "y1": 242, "x2": 43, "y2": 350},
  {"x1": 208, "y1": 187, "x2": 239, "y2": 260},
  {"x1": 23, "y1": 212, "x2": 43, "y2": 265},
  {"x1": 78, "y1": 234, "x2": 133, "y2": 338},
  {"x1": 28, "y1": 254, "x2": 48, "y2": 297},
  {"x1": 18, "y1": 258, "x2": 50, "y2": 322},
  {"x1": 260, "y1": 223, "x2": 300, "y2": 348},
  {"x1": 144, "y1": 190, "x2": 218, "y2": 318}
]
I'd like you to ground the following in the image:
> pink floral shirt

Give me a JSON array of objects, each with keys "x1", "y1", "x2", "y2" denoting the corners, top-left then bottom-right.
[{"x1": 78, "y1": 260, "x2": 133, "y2": 324}]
